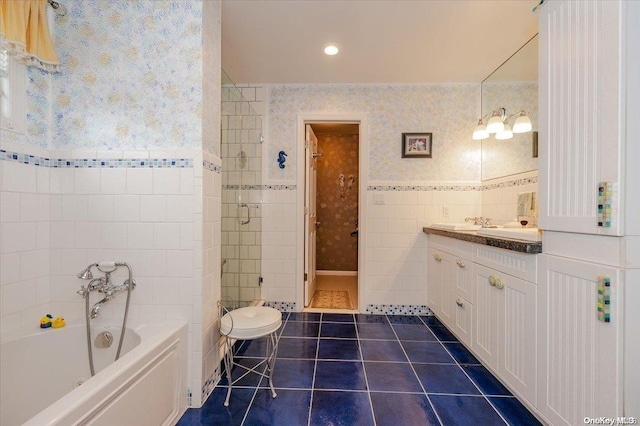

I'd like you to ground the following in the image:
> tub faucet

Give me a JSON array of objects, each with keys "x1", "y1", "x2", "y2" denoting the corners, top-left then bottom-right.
[
  {"x1": 89, "y1": 279, "x2": 136, "y2": 318},
  {"x1": 90, "y1": 292, "x2": 113, "y2": 319}
]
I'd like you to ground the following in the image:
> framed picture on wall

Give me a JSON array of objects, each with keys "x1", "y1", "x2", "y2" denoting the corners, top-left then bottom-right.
[
  {"x1": 402, "y1": 133, "x2": 432, "y2": 158},
  {"x1": 532, "y1": 131, "x2": 539, "y2": 158}
]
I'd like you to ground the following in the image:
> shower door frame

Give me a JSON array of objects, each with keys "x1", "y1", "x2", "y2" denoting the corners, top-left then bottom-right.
[{"x1": 296, "y1": 112, "x2": 369, "y2": 312}]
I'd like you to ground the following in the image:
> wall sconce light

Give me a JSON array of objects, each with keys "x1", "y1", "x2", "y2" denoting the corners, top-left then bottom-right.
[{"x1": 472, "y1": 107, "x2": 532, "y2": 140}]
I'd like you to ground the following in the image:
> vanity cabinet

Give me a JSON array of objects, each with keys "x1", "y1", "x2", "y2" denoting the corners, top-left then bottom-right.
[
  {"x1": 427, "y1": 234, "x2": 538, "y2": 405},
  {"x1": 472, "y1": 251, "x2": 537, "y2": 404}
]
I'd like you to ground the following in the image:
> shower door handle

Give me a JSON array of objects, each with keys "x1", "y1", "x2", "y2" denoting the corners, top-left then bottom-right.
[{"x1": 239, "y1": 204, "x2": 250, "y2": 225}]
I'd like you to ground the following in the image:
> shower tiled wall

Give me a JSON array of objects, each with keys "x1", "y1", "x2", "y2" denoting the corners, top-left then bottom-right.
[
  {"x1": 316, "y1": 133, "x2": 359, "y2": 272},
  {"x1": 220, "y1": 82, "x2": 263, "y2": 307}
]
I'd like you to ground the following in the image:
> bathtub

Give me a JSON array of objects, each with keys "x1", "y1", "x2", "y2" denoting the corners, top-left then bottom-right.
[{"x1": 0, "y1": 319, "x2": 188, "y2": 426}]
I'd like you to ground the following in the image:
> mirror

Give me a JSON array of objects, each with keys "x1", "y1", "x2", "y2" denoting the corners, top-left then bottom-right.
[{"x1": 481, "y1": 34, "x2": 538, "y2": 181}]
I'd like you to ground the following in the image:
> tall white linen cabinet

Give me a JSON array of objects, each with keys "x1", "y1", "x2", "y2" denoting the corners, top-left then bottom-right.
[{"x1": 537, "y1": 0, "x2": 640, "y2": 424}]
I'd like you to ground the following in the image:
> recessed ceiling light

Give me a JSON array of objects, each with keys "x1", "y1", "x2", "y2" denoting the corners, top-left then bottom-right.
[{"x1": 324, "y1": 45, "x2": 339, "y2": 56}]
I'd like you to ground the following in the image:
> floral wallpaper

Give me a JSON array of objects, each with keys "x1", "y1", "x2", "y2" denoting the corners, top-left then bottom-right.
[
  {"x1": 481, "y1": 81, "x2": 538, "y2": 180},
  {"x1": 46, "y1": 0, "x2": 204, "y2": 151},
  {"x1": 316, "y1": 132, "x2": 359, "y2": 271},
  {"x1": 268, "y1": 84, "x2": 480, "y2": 182}
]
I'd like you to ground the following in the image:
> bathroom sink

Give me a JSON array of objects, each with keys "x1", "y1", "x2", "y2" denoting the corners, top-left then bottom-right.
[
  {"x1": 476, "y1": 227, "x2": 541, "y2": 242},
  {"x1": 430, "y1": 223, "x2": 482, "y2": 231}
]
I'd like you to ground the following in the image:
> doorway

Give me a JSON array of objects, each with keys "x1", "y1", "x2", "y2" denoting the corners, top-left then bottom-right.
[{"x1": 304, "y1": 122, "x2": 360, "y2": 312}]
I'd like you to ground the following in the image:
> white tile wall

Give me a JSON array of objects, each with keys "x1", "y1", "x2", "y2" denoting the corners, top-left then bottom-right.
[
  {"x1": 260, "y1": 189, "x2": 297, "y2": 303},
  {"x1": 259, "y1": 185, "x2": 482, "y2": 308},
  {"x1": 481, "y1": 171, "x2": 538, "y2": 225},
  {"x1": 0, "y1": 161, "x2": 50, "y2": 332},
  {"x1": 201, "y1": 164, "x2": 222, "y2": 405}
]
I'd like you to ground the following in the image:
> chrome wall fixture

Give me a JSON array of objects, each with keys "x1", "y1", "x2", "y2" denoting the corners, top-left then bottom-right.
[
  {"x1": 77, "y1": 261, "x2": 136, "y2": 376},
  {"x1": 472, "y1": 107, "x2": 532, "y2": 140}
]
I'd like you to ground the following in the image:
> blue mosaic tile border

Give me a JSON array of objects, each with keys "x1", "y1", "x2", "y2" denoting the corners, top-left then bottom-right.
[
  {"x1": 263, "y1": 185, "x2": 297, "y2": 190},
  {"x1": 0, "y1": 150, "x2": 193, "y2": 168},
  {"x1": 366, "y1": 304, "x2": 433, "y2": 316},
  {"x1": 482, "y1": 176, "x2": 538, "y2": 190},
  {"x1": 258, "y1": 179, "x2": 535, "y2": 192},
  {"x1": 265, "y1": 301, "x2": 297, "y2": 312},
  {"x1": 200, "y1": 365, "x2": 221, "y2": 406},
  {"x1": 368, "y1": 185, "x2": 481, "y2": 192},
  {"x1": 368, "y1": 178, "x2": 537, "y2": 192},
  {"x1": 223, "y1": 184, "x2": 264, "y2": 190},
  {"x1": 203, "y1": 160, "x2": 222, "y2": 174}
]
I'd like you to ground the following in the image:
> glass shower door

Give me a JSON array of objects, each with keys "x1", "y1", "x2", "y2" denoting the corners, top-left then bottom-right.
[{"x1": 221, "y1": 70, "x2": 263, "y2": 308}]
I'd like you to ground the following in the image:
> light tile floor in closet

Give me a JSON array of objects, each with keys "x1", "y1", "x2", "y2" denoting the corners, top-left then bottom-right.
[{"x1": 177, "y1": 313, "x2": 542, "y2": 426}]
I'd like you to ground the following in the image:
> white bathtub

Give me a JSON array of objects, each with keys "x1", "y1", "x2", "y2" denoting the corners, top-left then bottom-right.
[{"x1": 0, "y1": 320, "x2": 188, "y2": 426}]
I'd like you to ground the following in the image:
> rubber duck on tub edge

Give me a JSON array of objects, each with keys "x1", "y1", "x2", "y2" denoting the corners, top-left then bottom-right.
[
  {"x1": 52, "y1": 317, "x2": 66, "y2": 328},
  {"x1": 40, "y1": 314, "x2": 53, "y2": 328}
]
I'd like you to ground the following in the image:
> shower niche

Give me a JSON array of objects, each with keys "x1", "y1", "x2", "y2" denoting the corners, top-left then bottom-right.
[{"x1": 220, "y1": 70, "x2": 263, "y2": 308}]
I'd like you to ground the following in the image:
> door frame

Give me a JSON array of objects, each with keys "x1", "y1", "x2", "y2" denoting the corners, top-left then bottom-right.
[{"x1": 296, "y1": 112, "x2": 369, "y2": 312}]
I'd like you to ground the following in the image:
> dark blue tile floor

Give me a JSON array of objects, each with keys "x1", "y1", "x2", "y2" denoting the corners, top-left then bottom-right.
[{"x1": 177, "y1": 313, "x2": 542, "y2": 426}]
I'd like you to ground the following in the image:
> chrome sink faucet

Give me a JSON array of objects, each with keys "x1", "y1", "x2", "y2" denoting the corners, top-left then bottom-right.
[{"x1": 465, "y1": 216, "x2": 493, "y2": 227}]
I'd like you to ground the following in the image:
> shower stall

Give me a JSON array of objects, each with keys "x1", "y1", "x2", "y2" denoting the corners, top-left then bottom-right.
[{"x1": 220, "y1": 70, "x2": 263, "y2": 308}]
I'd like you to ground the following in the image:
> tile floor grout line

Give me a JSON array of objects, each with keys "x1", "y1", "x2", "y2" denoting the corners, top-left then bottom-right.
[
  {"x1": 179, "y1": 313, "x2": 541, "y2": 425},
  {"x1": 240, "y1": 311, "x2": 291, "y2": 426},
  {"x1": 419, "y1": 315, "x2": 511, "y2": 425},
  {"x1": 305, "y1": 312, "x2": 323, "y2": 426},
  {"x1": 388, "y1": 315, "x2": 445, "y2": 426},
  {"x1": 354, "y1": 314, "x2": 378, "y2": 426}
]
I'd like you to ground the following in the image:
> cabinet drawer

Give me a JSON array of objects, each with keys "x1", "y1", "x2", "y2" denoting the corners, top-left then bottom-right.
[
  {"x1": 475, "y1": 245, "x2": 537, "y2": 282},
  {"x1": 429, "y1": 234, "x2": 473, "y2": 260},
  {"x1": 453, "y1": 257, "x2": 474, "y2": 303}
]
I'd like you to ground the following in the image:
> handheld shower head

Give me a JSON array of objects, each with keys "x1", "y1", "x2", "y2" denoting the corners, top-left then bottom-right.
[{"x1": 77, "y1": 265, "x2": 95, "y2": 280}]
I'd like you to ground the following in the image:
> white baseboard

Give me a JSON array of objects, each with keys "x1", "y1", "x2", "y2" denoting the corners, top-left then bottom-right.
[{"x1": 316, "y1": 270, "x2": 358, "y2": 276}]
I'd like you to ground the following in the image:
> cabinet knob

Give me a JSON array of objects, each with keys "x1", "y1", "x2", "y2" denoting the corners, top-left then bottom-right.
[
  {"x1": 456, "y1": 259, "x2": 465, "y2": 268},
  {"x1": 488, "y1": 276, "x2": 496, "y2": 286},
  {"x1": 434, "y1": 254, "x2": 442, "y2": 262},
  {"x1": 495, "y1": 278, "x2": 505, "y2": 289},
  {"x1": 456, "y1": 298, "x2": 464, "y2": 308}
]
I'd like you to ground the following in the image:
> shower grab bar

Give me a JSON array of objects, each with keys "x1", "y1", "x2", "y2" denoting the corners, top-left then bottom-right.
[{"x1": 239, "y1": 204, "x2": 250, "y2": 225}]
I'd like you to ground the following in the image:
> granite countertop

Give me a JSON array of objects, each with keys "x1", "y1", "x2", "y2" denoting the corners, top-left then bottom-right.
[{"x1": 422, "y1": 227, "x2": 542, "y2": 254}]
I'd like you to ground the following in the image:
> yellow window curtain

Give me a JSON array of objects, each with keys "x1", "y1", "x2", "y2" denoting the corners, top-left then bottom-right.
[{"x1": 0, "y1": 0, "x2": 60, "y2": 72}]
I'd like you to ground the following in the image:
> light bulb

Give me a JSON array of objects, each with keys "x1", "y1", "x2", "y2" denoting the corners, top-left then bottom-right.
[
  {"x1": 495, "y1": 123, "x2": 513, "y2": 140},
  {"x1": 324, "y1": 45, "x2": 339, "y2": 55},
  {"x1": 472, "y1": 121, "x2": 489, "y2": 140},
  {"x1": 486, "y1": 113, "x2": 505, "y2": 134},
  {"x1": 513, "y1": 114, "x2": 532, "y2": 133}
]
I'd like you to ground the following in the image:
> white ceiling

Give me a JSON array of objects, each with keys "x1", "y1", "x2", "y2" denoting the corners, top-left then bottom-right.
[{"x1": 221, "y1": 0, "x2": 539, "y2": 85}]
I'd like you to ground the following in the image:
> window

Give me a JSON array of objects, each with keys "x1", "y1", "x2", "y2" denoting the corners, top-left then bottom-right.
[{"x1": 0, "y1": 50, "x2": 27, "y2": 134}]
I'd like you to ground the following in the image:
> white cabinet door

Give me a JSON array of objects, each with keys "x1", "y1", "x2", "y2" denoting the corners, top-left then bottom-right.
[
  {"x1": 428, "y1": 248, "x2": 455, "y2": 328},
  {"x1": 538, "y1": 0, "x2": 624, "y2": 236},
  {"x1": 538, "y1": 254, "x2": 623, "y2": 424},
  {"x1": 427, "y1": 248, "x2": 442, "y2": 317},
  {"x1": 498, "y1": 273, "x2": 537, "y2": 404},
  {"x1": 474, "y1": 264, "x2": 537, "y2": 403},
  {"x1": 473, "y1": 264, "x2": 500, "y2": 370}
]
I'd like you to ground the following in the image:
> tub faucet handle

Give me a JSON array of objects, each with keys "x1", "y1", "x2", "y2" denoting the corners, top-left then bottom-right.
[{"x1": 77, "y1": 285, "x2": 89, "y2": 298}]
